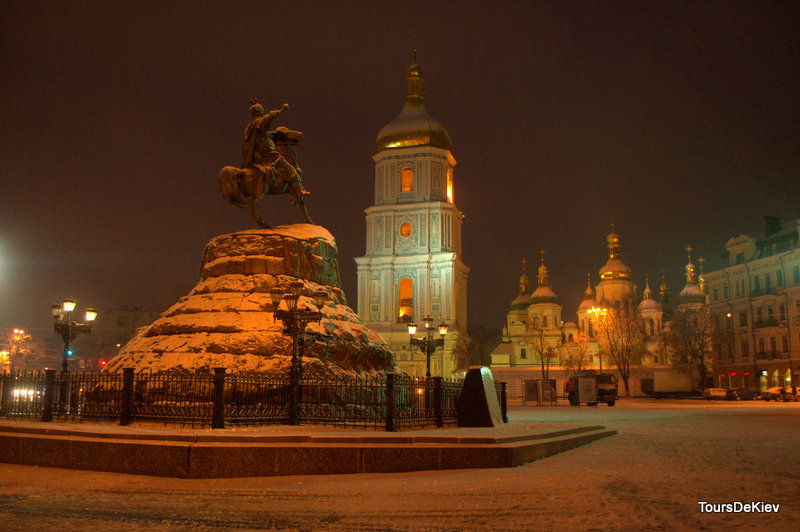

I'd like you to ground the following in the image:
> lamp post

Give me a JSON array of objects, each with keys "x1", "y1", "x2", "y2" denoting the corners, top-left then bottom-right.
[
  {"x1": 51, "y1": 299, "x2": 97, "y2": 373},
  {"x1": 408, "y1": 315, "x2": 448, "y2": 378},
  {"x1": 270, "y1": 281, "x2": 327, "y2": 426},
  {"x1": 588, "y1": 306, "x2": 607, "y2": 372}
]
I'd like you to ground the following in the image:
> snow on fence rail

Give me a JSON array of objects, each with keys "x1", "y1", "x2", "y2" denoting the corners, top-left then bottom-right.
[{"x1": 0, "y1": 369, "x2": 506, "y2": 431}]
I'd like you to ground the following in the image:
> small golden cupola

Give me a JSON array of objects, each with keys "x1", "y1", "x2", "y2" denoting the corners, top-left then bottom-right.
[
  {"x1": 510, "y1": 257, "x2": 531, "y2": 311},
  {"x1": 578, "y1": 273, "x2": 597, "y2": 314},
  {"x1": 599, "y1": 220, "x2": 632, "y2": 281},
  {"x1": 679, "y1": 245, "x2": 706, "y2": 305},
  {"x1": 659, "y1": 269, "x2": 670, "y2": 304},
  {"x1": 531, "y1": 248, "x2": 558, "y2": 304}
]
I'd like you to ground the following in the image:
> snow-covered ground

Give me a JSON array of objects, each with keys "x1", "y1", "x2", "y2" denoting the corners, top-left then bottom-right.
[{"x1": 0, "y1": 398, "x2": 798, "y2": 531}]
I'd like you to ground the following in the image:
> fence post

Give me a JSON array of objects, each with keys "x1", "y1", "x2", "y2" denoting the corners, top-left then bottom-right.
[
  {"x1": 41, "y1": 369, "x2": 56, "y2": 422},
  {"x1": 212, "y1": 367, "x2": 226, "y2": 429},
  {"x1": 433, "y1": 376, "x2": 443, "y2": 427},
  {"x1": 385, "y1": 373, "x2": 397, "y2": 432},
  {"x1": 120, "y1": 368, "x2": 134, "y2": 426},
  {"x1": 501, "y1": 382, "x2": 508, "y2": 423},
  {"x1": 0, "y1": 371, "x2": 10, "y2": 415}
]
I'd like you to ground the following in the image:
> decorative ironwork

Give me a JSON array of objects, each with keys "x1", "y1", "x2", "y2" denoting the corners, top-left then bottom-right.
[{"x1": 0, "y1": 369, "x2": 507, "y2": 431}]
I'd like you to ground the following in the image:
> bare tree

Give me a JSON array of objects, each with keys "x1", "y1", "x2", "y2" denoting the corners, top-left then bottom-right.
[
  {"x1": 467, "y1": 326, "x2": 502, "y2": 366},
  {"x1": 595, "y1": 298, "x2": 646, "y2": 396},
  {"x1": 665, "y1": 305, "x2": 715, "y2": 390},
  {"x1": 562, "y1": 331, "x2": 594, "y2": 375},
  {"x1": 525, "y1": 317, "x2": 559, "y2": 380}
]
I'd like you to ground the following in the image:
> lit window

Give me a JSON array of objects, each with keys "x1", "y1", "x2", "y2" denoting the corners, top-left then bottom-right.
[
  {"x1": 446, "y1": 169, "x2": 453, "y2": 203},
  {"x1": 400, "y1": 222, "x2": 412, "y2": 237},
  {"x1": 397, "y1": 278, "x2": 413, "y2": 322},
  {"x1": 401, "y1": 168, "x2": 413, "y2": 192}
]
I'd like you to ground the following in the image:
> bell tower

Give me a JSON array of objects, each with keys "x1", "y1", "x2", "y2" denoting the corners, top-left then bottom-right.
[{"x1": 355, "y1": 55, "x2": 469, "y2": 377}]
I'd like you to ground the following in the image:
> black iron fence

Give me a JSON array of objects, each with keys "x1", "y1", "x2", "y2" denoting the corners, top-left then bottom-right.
[{"x1": 0, "y1": 369, "x2": 507, "y2": 431}]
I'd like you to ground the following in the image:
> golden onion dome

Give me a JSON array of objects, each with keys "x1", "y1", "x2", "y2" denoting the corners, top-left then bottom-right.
[{"x1": 376, "y1": 58, "x2": 453, "y2": 152}]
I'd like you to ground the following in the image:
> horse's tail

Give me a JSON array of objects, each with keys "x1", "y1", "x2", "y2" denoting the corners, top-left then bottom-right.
[{"x1": 218, "y1": 166, "x2": 245, "y2": 207}]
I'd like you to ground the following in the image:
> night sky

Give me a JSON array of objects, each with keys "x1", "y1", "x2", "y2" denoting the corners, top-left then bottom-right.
[{"x1": 2, "y1": 1, "x2": 799, "y2": 343}]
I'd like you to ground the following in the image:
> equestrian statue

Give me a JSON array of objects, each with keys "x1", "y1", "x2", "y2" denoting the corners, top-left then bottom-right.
[{"x1": 218, "y1": 99, "x2": 312, "y2": 227}]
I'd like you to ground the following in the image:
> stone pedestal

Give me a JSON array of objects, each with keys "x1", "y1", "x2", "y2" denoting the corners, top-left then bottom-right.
[{"x1": 106, "y1": 225, "x2": 394, "y2": 375}]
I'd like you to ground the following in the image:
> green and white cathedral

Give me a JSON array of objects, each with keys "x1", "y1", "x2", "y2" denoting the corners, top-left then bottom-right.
[{"x1": 355, "y1": 57, "x2": 470, "y2": 377}]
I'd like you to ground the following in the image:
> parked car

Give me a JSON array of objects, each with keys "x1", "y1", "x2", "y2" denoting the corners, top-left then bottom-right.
[
  {"x1": 703, "y1": 388, "x2": 727, "y2": 400},
  {"x1": 726, "y1": 388, "x2": 757, "y2": 401},
  {"x1": 762, "y1": 387, "x2": 798, "y2": 402}
]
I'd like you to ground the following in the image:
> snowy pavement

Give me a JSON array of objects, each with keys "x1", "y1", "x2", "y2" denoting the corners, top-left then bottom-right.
[{"x1": 0, "y1": 398, "x2": 798, "y2": 531}]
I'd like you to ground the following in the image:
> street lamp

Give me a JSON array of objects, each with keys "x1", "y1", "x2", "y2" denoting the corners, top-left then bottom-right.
[
  {"x1": 270, "y1": 281, "x2": 327, "y2": 425},
  {"x1": 51, "y1": 299, "x2": 97, "y2": 373},
  {"x1": 587, "y1": 306, "x2": 607, "y2": 372},
  {"x1": 408, "y1": 315, "x2": 448, "y2": 378}
]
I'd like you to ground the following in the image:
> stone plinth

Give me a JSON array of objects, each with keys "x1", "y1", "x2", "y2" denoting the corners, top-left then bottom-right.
[{"x1": 106, "y1": 225, "x2": 395, "y2": 375}]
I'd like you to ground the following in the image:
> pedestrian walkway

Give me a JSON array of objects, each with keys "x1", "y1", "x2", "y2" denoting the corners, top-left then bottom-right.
[{"x1": 0, "y1": 420, "x2": 615, "y2": 478}]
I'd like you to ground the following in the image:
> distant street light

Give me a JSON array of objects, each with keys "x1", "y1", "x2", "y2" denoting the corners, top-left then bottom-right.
[
  {"x1": 51, "y1": 299, "x2": 97, "y2": 373},
  {"x1": 408, "y1": 315, "x2": 448, "y2": 378},
  {"x1": 588, "y1": 306, "x2": 608, "y2": 372},
  {"x1": 270, "y1": 281, "x2": 327, "y2": 425}
]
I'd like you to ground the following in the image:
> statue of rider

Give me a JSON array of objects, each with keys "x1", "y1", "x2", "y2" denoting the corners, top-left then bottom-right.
[{"x1": 242, "y1": 99, "x2": 310, "y2": 199}]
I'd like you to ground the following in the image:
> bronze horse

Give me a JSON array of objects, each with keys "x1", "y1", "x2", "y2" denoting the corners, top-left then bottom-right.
[{"x1": 218, "y1": 125, "x2": 312, "y2": 228}]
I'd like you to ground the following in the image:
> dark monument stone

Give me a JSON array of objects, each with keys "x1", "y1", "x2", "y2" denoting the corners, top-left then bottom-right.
[{"x1": 456, "y1": 366, "x2": 503, "y2": 427}]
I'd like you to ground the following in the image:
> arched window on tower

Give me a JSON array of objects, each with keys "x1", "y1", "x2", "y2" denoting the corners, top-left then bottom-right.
[
  {"x1": 401, "y1": 167, "x2": 413, "y2": 192},
  {"x1": 648, "y1": 319, "x2": 655, "y2": 335},
  {"x1": 446, "y1": 168, "x2": 453, "y2": 202},
  {"x1": 520, "y1": 348, "x2": 527, "y2": 359},
  {"x1": 397, "y1": 278, "x2": 413, "y2": 323}
]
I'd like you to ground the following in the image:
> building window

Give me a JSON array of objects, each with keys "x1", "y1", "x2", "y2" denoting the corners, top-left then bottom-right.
[
  {"x1": 738, "y1": 311, "x2": 747, "y2": 327},
  {"x1": 401, "y1": 167, "x2": 413, "y2": 192},
  {"x1": 741, "y1": 340, "x2": 749, "y2": 358},
  {"x1": 794, "y1": 265, "x2": 800, "y2": 284},
  {"x1": 770, "y1": 337, "x2": 777, "y2": 355},
  {"x1": 654, "y1": 355, "x2": 659, "y2": 364},
  {"x1": 764, "y1": 273, "x2": 772, "y2": 292},
  {"x1": 735, "y1": 252, "x2": 744, "y2": 264},
  {"x1": 723, "y1": 283, "x2": 729, "y2": 298},
  {"x1": 648, "y1": 319, "x2": 655, "y2": 335},
  {"x1": 777, "y1": 270, "x2": 783, "y2": 287},
  {"x1": 759, "y1": 338, "x2": 765, "y2": 354},
  {"x1": 446, "y1": 168, "x2": 453, "y2": 203},
  {"x1": 542, "y1": 316, "x2": 548, "y2": 328},
  {"x1": 753, "y1": 276, "x2": 760, "y2": 292},
  {"x1": 767, "y1": 306, "x2": 774, "y2": 322},
  {"x1": 735, "y1": 280, "x2": 741, "y2": 296},
  {"x1": 782, "y1": 336, "x2": 789, "y2": 353},
  {"x1": 713, "y1": 286, "x2": 719, "y2": 301},
  {"x1": 756, "y1": 308, "x2": 763, "y2": 323},
  {"x1": 568, "y1": 333, "x2": 574, "y2": 342},
  {"x1": 780, "y1": 303, "x2": 787, "y2": 321},
  {"x1": 400, "y1": 222, "x2": 412, "y2": 237},
  {"x1": 397, "y1": 278, "x2": 413, "y2": 322},
  {"x1": 520, "y1": 348, "x2": 527, "y2": 359}
]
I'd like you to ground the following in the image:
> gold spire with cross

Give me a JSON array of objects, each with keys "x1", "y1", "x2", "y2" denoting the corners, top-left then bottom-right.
[
  {"x1": 659, "y1": 268, "x2": 670, "y2": 304},
  {"x1": 583, "y1": 273, "x2": 595, "y2": 299},
  {"x1": 698, "y1": 256, "x2": 706, "y2": 293},
  {"x1": 518, "y1": 257, "x2": 530, "y2": 294},
  {"x1": 684, "y1": 245, "x2": 697, "y2": 283},
  {"x1": 607, "y1": 217, "x2": 621, "y2": 260},
  {"x1": 537, "y1": 248, "x2": 549, "y2": 286}
]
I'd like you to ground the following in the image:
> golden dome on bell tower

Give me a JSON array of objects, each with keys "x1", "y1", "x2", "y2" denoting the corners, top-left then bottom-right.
[{"x1": 376, "y1": 51, "x2": 453, "y2": 152}]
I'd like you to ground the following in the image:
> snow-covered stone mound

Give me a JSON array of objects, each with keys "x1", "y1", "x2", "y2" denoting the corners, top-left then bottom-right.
[{"x1": 105, "y1": 225, "x2": 395, "y2": 375}]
